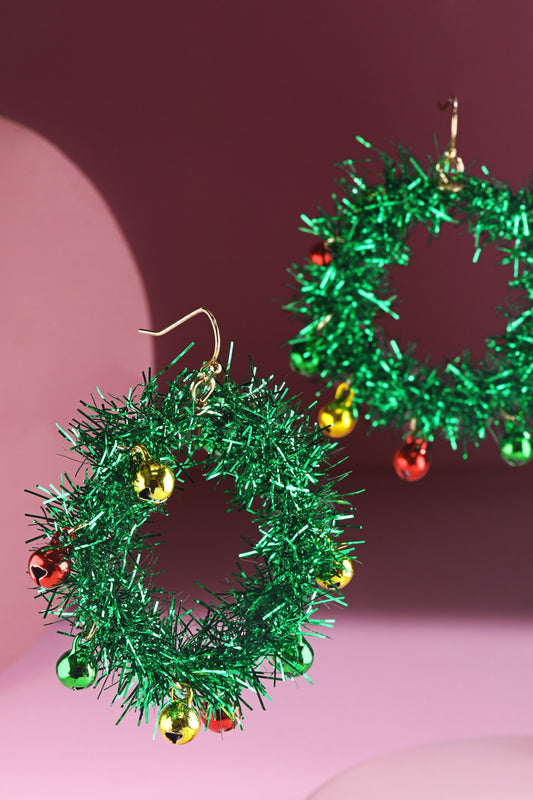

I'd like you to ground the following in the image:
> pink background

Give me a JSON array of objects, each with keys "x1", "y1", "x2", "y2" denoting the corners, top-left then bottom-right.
[{"x1": 2, "y1": 2, "x2": 533, "y2": 798}]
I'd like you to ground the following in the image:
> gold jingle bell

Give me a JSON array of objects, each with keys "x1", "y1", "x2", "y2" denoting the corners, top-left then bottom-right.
[
  {"x1": 317, "y1": 383, "x2": 357, "y2": 439},
  {"x1": 131, "y1": 444, "x2": 175, "y2": 503},
  {"x1": 316, "y1": 553, "x2": 354, "y2": 590},
  {"x1": 158, "y1": 684, "x2": 201, "y2": 745}
]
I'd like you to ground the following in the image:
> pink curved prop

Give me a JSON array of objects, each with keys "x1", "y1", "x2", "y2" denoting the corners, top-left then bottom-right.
[
  {"x1": 0, "y1": 115, "x2": 152, "y2": 668},
  {"x1": 309, "y1": 737, "x2": 533, "y2": 800}
]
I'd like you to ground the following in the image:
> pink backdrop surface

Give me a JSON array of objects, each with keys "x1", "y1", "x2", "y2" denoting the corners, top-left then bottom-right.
[
  {"x1": 2, "y1": 616, "x2": 533, "y2": 800},
  {"x1": 2, "y1": 2, "x2": 533, "y2": 798}
]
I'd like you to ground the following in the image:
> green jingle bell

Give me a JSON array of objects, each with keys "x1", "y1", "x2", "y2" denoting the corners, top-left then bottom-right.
[
  {"x1": 500, "y1": 429, "x2": 533, "y2": 467},
  {"x1": 276, "y1": 636, "x2": 314, "y2": 678},
  {"x1": 56, "y1": 635, "x2": 97, "y2": 690},
  {"x1": 289, "y1": 341, "x2": 320, "y2": 377}
]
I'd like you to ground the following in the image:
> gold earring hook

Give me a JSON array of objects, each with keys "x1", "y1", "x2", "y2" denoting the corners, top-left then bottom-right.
[
  {"x1": 436, "y1": 95, "x2": 464, "y2": 191},
  {"x1": 139, "y1": 307, "x2": 222, "y2": 409},
  {"x1": 139, "y1": 307, "x2": 221, "y2": 367},
  {"x1": 438, "y1": 96, "x2": 459, "y2": 150}
]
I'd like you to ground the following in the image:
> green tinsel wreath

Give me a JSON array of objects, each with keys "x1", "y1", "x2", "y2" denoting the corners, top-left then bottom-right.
[
  {"x1": 26, "y1": 343, "x2": 360, "y2": 739},
  {"x1": 285, "y1": 136, "x2": 533, "y2": 464}
]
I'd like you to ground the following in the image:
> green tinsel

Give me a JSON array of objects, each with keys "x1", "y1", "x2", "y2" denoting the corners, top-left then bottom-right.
[
  {"x1": 26, "y1": 344, "x2": 361, "y2": 731},
  {"x1": 285, "y1": 137, "x2": 533, "y2": 456}
]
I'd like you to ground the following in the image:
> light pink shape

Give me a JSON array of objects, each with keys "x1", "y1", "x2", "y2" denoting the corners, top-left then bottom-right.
[
  {"x1": 0, "y1": 115, "x2": 151, "y2": 668},
  {"x1": 309, "y1": 738, "x2": 533, "y2": 800}
]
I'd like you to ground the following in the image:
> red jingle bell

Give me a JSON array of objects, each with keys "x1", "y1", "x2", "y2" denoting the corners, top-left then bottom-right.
[
  {"x1": 200, "y1": 705, "x2": 240, "y2": 734},
  {"x1": 309, "y1": 241, "x2": 332, "y2": 267},
  {"x1": 393, "y1": 435, "x2": 431, "y2": 482},
  {"x1": 28, "y1": 545, "x2": 71, "y2": 588}
]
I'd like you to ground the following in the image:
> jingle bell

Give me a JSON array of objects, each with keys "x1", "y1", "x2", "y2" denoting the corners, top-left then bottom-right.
[
  {"x1": 200, "y1": 705, "x2": 240, "y2": 733},
  {"x1": 158, "y1": 685, "x2": 201, "y2": 745},
  {"x1": 393, "y1": 435, "x2": 431, "y2": 481},
  {"x1": 56, "y1": 635, "x2": 96, "y2": 690},
  {"x1": 309, "y1": 241, "x2": 332, "y2": 267},
  {"x1": 276, "y1": 636, "x2": 314, "y2": 678},
  {"x1": 316, "y1": 553, "x2": 354, "y2": 590},
  {"x1": 28, "y1": 544, "x2": 70, "y2": 588},
  {"x1": 500, "y1": 428, "x2": 533, "y2": 467},
  {"x1": 317, "y1": 383, "x2": 358, "y2": 438},
  {"x1": 289, "y1": 341, "x2": 320, "y2": 377},
  {"x1": 131, "y1": 444, "x2": 175, "y2": 503}
]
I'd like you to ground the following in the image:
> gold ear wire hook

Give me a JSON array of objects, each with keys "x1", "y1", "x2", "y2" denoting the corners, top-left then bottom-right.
[
  {"x1": 436, "y1": 95, "x2": 464, "y2": 191},
  {"x1": 139, "y1": 307, "x2": 221, "y2": 367},
  {"x1": 438, "y1": 96, "x2": 459, "y2": 150},
  {"x1": 139, "y1": 307, "x2": 222, "y2": 409}
]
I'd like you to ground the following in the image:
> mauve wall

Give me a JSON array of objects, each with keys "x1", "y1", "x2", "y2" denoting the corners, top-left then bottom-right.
[{"x1": 1, "y1": 2, "x2": 531, "y2": 469}]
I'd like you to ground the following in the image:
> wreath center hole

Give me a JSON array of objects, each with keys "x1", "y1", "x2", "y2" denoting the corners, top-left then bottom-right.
[
  {"x1": 381, "y1": 224, "x2": 522, "y2": 368},
  {"x1": 154, "y1": 472, "x2": 259, "y2": 608}
]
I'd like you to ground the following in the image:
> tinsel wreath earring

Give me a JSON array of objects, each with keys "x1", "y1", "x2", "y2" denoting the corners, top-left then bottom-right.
[
  {"x1": 26, "y1": 307, "x2": 362, "y2": 743},
  {"x1": 285, "y1": 96, "x2": 533, "y2": 480}
]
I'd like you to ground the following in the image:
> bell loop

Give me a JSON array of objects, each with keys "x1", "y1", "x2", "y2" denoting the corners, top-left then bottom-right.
[{"x1": 170, "y1": 681, "x2": 194, "y2": 706}]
